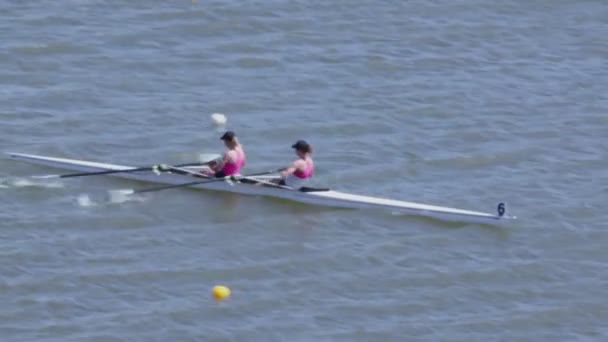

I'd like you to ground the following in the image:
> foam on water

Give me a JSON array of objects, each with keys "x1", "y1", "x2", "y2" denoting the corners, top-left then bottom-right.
[
  {"x1": 75, "y1": 190, "x2": 149, "y2": 207},
  {"x1": 2, "y1": 0, "x2": 607, "y2": 341}
]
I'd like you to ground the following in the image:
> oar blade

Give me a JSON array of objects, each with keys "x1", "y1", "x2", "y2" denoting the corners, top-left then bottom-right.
[
  {"x1": 107, "y1": 189, "x2": 136, "y2": 203},
  {"x1": 31, "y1": 174, "x2": 61, "y2": 179},
  {"x1": 31, "y1": 158, "x2": 215, "y2": 180},
  {"x1": 106, "y1": 167, "x2": 285, "y2": 195}
]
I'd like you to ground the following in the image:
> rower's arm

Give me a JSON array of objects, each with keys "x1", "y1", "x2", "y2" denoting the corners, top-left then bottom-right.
[
  {"x1": 212, "y1": 152, "x2": 230, "y2": 171},
  {"x1": 281, "y1": 160, "x2": 303, "y2": 177},
  {"x1": 210, "y1": 161, "x2": 223, "y2": 172}
]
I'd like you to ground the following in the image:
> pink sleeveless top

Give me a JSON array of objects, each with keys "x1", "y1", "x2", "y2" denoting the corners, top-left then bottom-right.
[
  {"x1": 293, "y1": 158, "x2": 314, "y2": 179},
  {"x1": 221, "y1": 148, "x2": 245, "y2": 175}
]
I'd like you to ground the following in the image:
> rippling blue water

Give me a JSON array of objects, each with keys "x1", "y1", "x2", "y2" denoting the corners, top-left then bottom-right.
[{"x1": 1, "y1": 1, "x2": 607, "y2": 340}]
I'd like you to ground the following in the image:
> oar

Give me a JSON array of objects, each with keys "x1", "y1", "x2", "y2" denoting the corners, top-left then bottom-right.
[
  {"x1": 33, "y1": 161, "x2": 213, "y2": 179},
  {"x1": 112, "y1": 168, "x2": 286, "y2": 196}
]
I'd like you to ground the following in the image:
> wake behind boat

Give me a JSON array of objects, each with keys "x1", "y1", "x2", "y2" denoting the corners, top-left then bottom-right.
[{"x1": 5, "y1": 152, "x2": 516, "y2": 225}]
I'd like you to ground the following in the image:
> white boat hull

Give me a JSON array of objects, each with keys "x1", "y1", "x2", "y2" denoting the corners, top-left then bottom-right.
[{"x1": 6, "y1": 153, "x2": 516, "y2": 225}]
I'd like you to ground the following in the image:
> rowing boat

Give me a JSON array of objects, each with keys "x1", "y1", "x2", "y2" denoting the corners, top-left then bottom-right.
[{"x1": 5, "y1": 152, "x2": 516, "y2": 225}]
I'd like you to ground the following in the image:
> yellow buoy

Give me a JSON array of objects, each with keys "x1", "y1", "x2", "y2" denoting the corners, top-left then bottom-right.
[{"x1": 212, "y1": 285, "x2": 231, "y2": 300}]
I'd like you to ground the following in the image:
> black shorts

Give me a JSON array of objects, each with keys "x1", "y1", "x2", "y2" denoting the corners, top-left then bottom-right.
[
  {"x1": 268, "y1": 178, "x2": 286, "y2": 185},
  {"x1": 214, "y1": 171, "x2": 226, "y2": 178}
]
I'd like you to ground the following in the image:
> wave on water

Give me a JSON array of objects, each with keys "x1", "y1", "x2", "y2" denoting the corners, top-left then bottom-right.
[{"x1": 0, "y1": 177, "x2": 64, "y2": 189}]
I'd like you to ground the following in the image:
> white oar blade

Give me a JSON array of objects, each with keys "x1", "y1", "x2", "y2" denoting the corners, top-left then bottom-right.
[
  {"x1": 199, "y1": 153, "x2": 221, "y2": 164},
  {"x1": 76, "y1": 194, "x2": 97, "y2": 207},
  {"x1": 107, "y1": 189, "x2": 136, "y2": 203},
  {"x1": 210, "y1": 113, "x2": 227, "y2": 127},
  {"x1": 31, "y1": 174, "x2": 60, "y2": 179},
  {"x1": 2, "y1": 177, "x2": 64, "y2": 188}
]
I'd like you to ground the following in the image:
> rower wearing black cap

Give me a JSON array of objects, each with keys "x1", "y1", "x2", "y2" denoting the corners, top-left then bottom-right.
[
  {"x1": 278, "y1": 140, "x2": 315, "y2": 188},
  {"x1": 204, "y1": 131, "x2": 246, "y2": 178}
]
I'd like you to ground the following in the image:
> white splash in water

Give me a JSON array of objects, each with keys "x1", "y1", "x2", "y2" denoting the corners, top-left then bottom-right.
[
  {"x1": 76, "y1": 194, "x2": 96, "y2": 207},
  {"x1": 12, "y1": 179, "x2": 34, "y2": 187}
]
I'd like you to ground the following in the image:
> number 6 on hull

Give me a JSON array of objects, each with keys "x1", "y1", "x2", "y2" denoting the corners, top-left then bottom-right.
[{"x1": 497, "y1": 203, "x2": 506, "y2": 217}]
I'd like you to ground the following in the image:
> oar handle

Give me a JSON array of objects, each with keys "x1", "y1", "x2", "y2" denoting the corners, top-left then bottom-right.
[
  {"x1": 59, "y1": 166, "x2": 149, "y2": 178},
  {"x1": 130, "y1": 168, "x2": 286, "y2": 194},
  {"x1": 54, "y1": 162, "x2": 205, "y2": 179}
]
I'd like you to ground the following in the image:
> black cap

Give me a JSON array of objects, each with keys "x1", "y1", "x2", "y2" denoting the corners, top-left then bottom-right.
[
  {"x1": 291, "y1": 140, "x2": 309, "y2": 150},
  {"x1": 220, "y1": 131, "x2": 235, "y2": 141}
]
